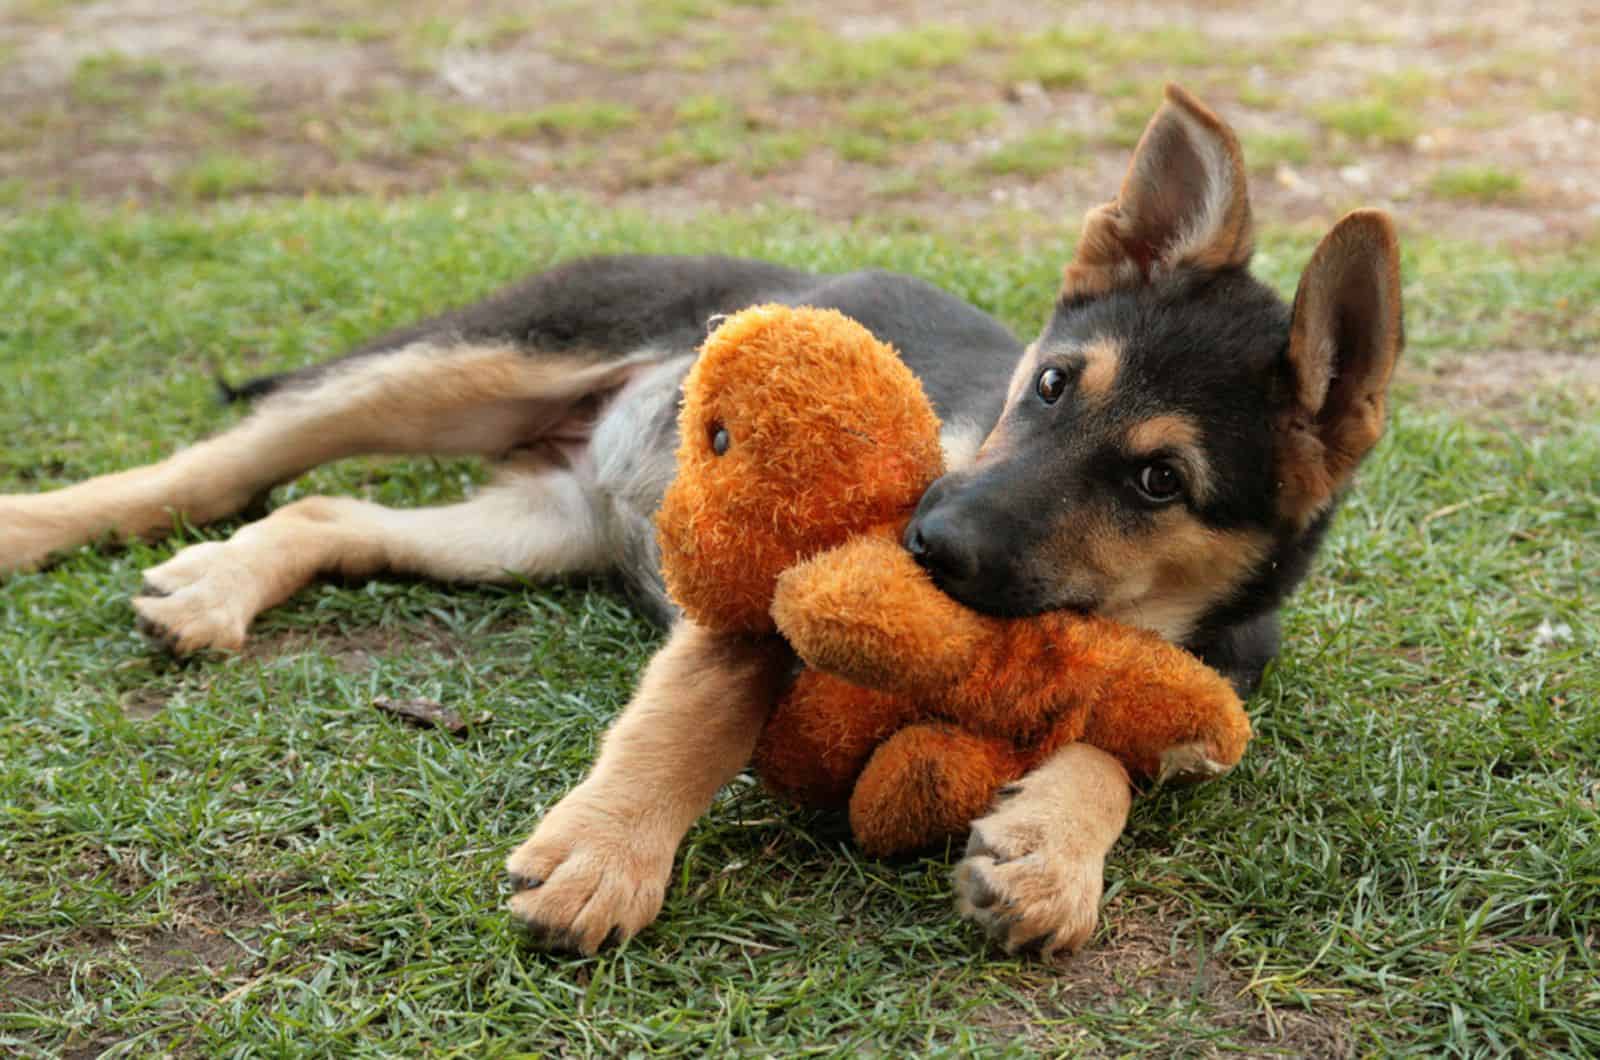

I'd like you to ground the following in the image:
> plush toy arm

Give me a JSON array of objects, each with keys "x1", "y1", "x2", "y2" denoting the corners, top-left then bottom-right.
[
  {"x1": 771, "y1": 528, "x2": 991, "y2": 698},
  {"x1": 770, "y1": 527, "x2": 1252, "y2": 781},
  {"x1": 1046, "y1": 616, "x2": 1253, "y2": 783}
]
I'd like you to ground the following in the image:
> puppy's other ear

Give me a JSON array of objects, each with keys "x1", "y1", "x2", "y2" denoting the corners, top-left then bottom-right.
[
  {"x1": 1276, "y1": 209, "x2": 1405, "y2": 528},
  {"x1": 1063, "y1": 84, "x2": 1253, "y2": 302}
]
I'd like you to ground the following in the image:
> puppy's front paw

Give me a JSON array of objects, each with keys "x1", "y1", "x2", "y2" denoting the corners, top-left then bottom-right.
[
  {"x1": 505, "y1": 787, "x2": 673, "y2": 955},
  {"x1": 133, "y1": 541, "x2": 255, "y2": 654},
  {"x1": 953, "y1": 785, "x2": 1107, "y2": 959}
]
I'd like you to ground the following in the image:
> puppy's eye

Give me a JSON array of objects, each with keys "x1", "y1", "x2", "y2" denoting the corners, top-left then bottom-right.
[
  {"x1": 710, "y1": 423, "x2": 730, "y2": 456},
  {"x1": 1134, "y1": 462, "x2": 1182, "y2": 503},
  {"x1": 1036, "y1": 367, "x2": 1067, "y2": 404}
]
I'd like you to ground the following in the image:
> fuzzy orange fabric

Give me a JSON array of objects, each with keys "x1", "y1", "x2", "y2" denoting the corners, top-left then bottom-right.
[
  {"x1": 657, "y1": 303, "x2": 944, "y2": 633},
  {"x1": 753, "y1": 669, "x2": 913, "y2": 810},
  {"x1": 772, "y1": 535, "x2": 1251, "y2": 772},
  {"x1": 655, "y1": 304, "x2": 1252, "y2": 857},
  {"x1": 850, "y1": 725, "x2": 1028, "y2": 858}
]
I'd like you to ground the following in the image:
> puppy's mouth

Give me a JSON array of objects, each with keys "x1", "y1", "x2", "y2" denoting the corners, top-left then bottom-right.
[{"x1": 921, "y1": 563, "x2": 1101, "y2": 620}]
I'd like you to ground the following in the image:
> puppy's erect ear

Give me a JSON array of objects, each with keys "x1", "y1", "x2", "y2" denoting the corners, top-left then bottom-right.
[
  {"x1": 1276, "y1": 209, "x2": 1405, "y2": 527},
  {"x1": 1062, "y1": 84, "x2": 1254, "y2": 302}
]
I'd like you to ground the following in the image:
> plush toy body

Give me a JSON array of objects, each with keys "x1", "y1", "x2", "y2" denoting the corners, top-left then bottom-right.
[{"x1": 656, "y1": 305, "x2": 1251, "y2": 856}]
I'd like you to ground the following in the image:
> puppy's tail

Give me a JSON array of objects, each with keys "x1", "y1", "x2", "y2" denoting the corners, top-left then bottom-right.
[{"x1": 214, "y1": 367, "x2": 294, "y2": 404}]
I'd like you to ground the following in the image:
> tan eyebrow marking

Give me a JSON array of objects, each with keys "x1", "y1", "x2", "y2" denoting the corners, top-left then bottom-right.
[
  {"x1": 1126, "y1": 414, "x2": 1200, "y2": 453},
  {"x1": 1078, "y1": 337, "x2": 1122, "y2": 399}
]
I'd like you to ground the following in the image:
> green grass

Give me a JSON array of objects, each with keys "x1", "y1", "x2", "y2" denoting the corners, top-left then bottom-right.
[
  {"x1": 1242, "y1": 131, "x2": 1313, "y2": 172},
  {"x1": 69, "y1": 50, "x2": 172, "y2": 107},
  {"x1": 287, "y1": 17, "x2": 392, "y2": 43},
  {"x1": 360, "y1": 92, "x2": 463, "y2": 158},
  {"x1": 1105, "y1": 98, "x2": 1162, "y2": 148},
  {"x1": 1, "y1": 194, "x2": 1597, "y2": 1055},
  {"x1": 644, "y1": 127, "x2": 737, "y2": 180},
  {"x1": 516, "y1": 100, "x2": 642, "y2": 138},
  {"x1": 159, "y1": 79, "x2": 264, "y2": 135},
  {"x1": 1428, "y1": 165, "x2": 1525, "y2": 204},
  {"x1": 741, "y1": 132, "x2": 812, "y2": 177},
  {"x1": 975, "y1": 129, "x2": 1086, "y2": 178},
  {"x1": 821, "y1": 99, "x2": 997, "y2": 165},
  {"x1": 674, "y1": 93, "x2": 738, "y2": 127},
  {"x1": 1236, "y1": 82, "x2": 1286, "y2": 111},
  {"x1": 1540, "y1": 86, "x2": 1581, "y2": 112},
  {"x1": 176, "y1": 154, "x2": 281, "y2": 200},
  {"x1": 336, "y1": 95, "x2": 641, "y2": 164},
  {"x1": 1314, "y1": 99, "x2": 1419, "y2": 147},
  {"x1": 843, "y1": 98, "x2": 995, "y2": 145},
  {"x1": 1005, "y1": 30, "x2": 1097, "y2": 90},
  {"x1": 1369, "y1": 69, "x2": 1439, "y2": 107},
  {"x1": 771, "y1": 21, "x2": 979, "y2": 95}
]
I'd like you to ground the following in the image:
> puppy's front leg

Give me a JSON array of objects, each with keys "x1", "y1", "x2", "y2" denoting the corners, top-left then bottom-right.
[
  {"x1": 954, "y1": 743, "x2": 1132, "y2": 959},
  {"x1": 506, "y1": 620, "x2": 790, "y2": 954}
]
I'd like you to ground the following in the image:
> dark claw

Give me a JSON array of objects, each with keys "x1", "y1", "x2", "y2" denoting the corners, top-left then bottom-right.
[
  {"x1": 135, "y1": 613, "x2": 177, "y2": 650},
  {"x1": 513, "y1": 915, "x2": 548, "y2": 940},
  {"x1": 1018, "y1": 929, "x2": 1057, "y2": 956},
  {"x1": 964, "y1": 828, "x2": 1017, "y2": 865},
  {"x1": 508, "y1": 873, "x2": 543, "y2": 892},
  {"x1": 138, "y1": 580, "x2": 171, "y2": 598},
  {"x1": 964, "y1": 871, "x2": 1001, "y2": 910},
  {"x1": 986, "y1": 909, "x2": 1022, "y2": 932},
  {"x1": 996, "y1": 784, "x2": 1023, "y2": 800},
  {"x1": 515, "y1": 917, "x2": 579, "y2": 953}
]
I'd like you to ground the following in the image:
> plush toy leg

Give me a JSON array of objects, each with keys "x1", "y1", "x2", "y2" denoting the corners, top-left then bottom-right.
[
  {"x1": 754, "y1": 670, "x2": 915, "y2": 809},
  {"x1": 848, "y1": 724, "x2": 1027, "y2": 857}
]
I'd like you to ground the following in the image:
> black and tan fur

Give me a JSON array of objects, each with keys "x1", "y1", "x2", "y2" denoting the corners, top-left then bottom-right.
[{"x1": 0, "y1": 87, "x2": 1403, "y2": 958}]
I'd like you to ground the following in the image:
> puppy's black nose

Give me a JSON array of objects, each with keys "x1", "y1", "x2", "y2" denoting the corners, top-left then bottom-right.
[{"x1": 904, "y1": 507, "x2": 979, "y2": 585}]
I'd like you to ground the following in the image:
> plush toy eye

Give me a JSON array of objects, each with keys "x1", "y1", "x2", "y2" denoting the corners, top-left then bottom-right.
[
  {"x1": 1134, "y1": 462, "x2": 1183, "y2": 503},
  {"x1": 1036, "y1": 367, "x2": 1067, "y2": 404},
  {"x1": 710, "y1": 423, "x2": 730, "y2": 456}
]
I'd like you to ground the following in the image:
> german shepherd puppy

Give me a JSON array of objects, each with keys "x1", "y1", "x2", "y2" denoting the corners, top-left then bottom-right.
[{"x1": 0, "y1": 87, "x2": 1403, "y2": 958}]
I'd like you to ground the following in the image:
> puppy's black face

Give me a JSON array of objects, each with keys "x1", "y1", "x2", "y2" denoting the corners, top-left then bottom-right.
[
  {"x1": 907, "y1": 87, "x2": 1402, "y2": 664},
  {"x1": 906, "y1": 269, "x2": 1292, "y2": 644}
]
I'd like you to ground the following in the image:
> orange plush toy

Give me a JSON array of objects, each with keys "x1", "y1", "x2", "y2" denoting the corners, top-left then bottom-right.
[{"x1": 656, "y1": 304, "x2": 1251, "y2": 856}]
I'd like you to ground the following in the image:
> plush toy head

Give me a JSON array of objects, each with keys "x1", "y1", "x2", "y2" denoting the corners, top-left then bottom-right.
[{"x1": 657, "y1": 305, "x2": 945, "y2": 633}]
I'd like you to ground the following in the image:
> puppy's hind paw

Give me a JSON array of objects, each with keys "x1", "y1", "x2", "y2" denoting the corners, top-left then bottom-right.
[{"x1": 132, "y1": 542, "x2": 254, "y2": 654}]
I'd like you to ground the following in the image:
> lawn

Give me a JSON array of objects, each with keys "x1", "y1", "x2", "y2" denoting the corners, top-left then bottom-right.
[{"x1": 0, "y1": 192, "x2": 1595, "y2": 1056}]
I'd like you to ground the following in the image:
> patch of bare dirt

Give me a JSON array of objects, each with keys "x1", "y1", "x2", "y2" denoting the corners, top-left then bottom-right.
[
  {"x1": 972, "y1": 900, "x2": 1356, "y2": 1057},
  {"x1": 242, "y1": 620, "x2": 467, "y2": 671},
  {"x1": 1400, "y1": 350, "x2": 1600, "y2": 428},
  {"x1": 1, "y1": 0, "x2": 1595, "y2": 248},
  {"x1": 0, "y1": 890, "x2": 262, "y2": 1023},
  {"x1": 119, "y1": 685, "x2": 171, "y2": 719}
]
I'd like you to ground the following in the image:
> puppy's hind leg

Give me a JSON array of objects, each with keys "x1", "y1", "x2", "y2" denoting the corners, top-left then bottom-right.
[
  {"x1": 0, "y1": 342, "x2": 640, "y2": 575},
  {"x1": 134, "y1": 466, "x2": 608, "y2": 654}
]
